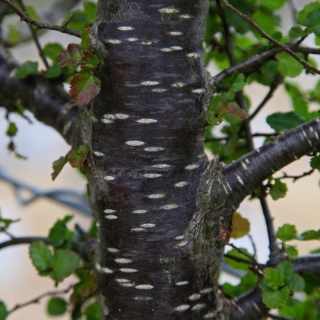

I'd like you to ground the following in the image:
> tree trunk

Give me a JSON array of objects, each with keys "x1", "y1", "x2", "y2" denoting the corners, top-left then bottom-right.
[{"x1": 83, "y1": 0, "x2": 225, "y2": 318}]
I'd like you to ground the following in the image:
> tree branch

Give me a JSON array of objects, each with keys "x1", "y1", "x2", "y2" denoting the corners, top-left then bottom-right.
[
  {"x1": 0, "y1": 166, "x2": 90, "y2": 215},
  {"x1": 213, "y1": 44, "x2": 320, "y2": 90},
  {"x1": 0, "y1": 51, "x2": 80, "y2": 146},
  {"x1": 0, "y1": 0, "x2": 81, "y2": 38},
  {"x1": 220, "y1": 0, "x2": 320, "y2": 74},
  {"x1": 222, "y1": 117, "x2": 320, "y2": 211},
  {"x1": 0, "y1": 236, "x2": 50, "y2": 250},
  {"x1": 0, "y1": 235, "x2": 95, "y2": 260}
]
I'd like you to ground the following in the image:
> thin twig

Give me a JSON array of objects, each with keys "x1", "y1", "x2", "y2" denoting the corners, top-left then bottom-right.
[
  {"x1": 224, "y1": 253, "x2": 255, "y2": 265},
  {"x1": 0, "y1": 0, "x2": 81, "y2": 37},
  {"x1": 8, "y1": 284, "x2": 74, "y2": 315},
  {"x1": 0, "y1": 165, "x2": 91, "y2": 216},
  {"x1": 248, "y1": 234, "x2": 257, "y2": 259},
  {"x1": 16, "y1": 0, "x2": 49, "y2": 69},
  {"x1": 259, "y1": 196, "x2": 283, "y2": 266},
  {"x1": 226, "y1": 242, "x2": 256, "y2": 263},
  {"x1": 279, "y1": 168, "x2": 315, "y2": 182},
  {"x1": 215, "y1": 0, "x2": 236, "y2": 66},
  {"x1": 249, "y1": 74, "x2": 283, "y2": 121},
  {"x1": 61, "y1": 12, "x2": 74, "y2": 28},
  {"x1": 220, "y1": 0, "x2": 320, "y2": 75},
  {"x1": 4, "y1": 230, "x2": 15, "y2": 239},
  {"x1": 75, "y1": 223, "x2": 92, "y2": 242}
]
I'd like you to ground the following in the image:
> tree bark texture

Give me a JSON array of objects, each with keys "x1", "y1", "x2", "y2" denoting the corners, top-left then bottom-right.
[{"x1": 83, "y1": 0, "x2": 227, "y2": 318}]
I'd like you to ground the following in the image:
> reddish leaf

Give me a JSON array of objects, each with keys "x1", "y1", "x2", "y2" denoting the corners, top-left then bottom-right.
[
  {"x1": 231, "y1": 212, "x2": 250, "y2": 239},
  {"x1": 67, "y1": 144, "x2": 90, "y2": 168},
  {"x1": 216, "y1": 100, "x2": 247, "y2": 120},
  {"x1": 80, "y1": 51, "x2": 100, "y2": 71},
  {"x1": 51, "y1": 156, "x2": 68, "y2": 181},
  {"x1": 69, "y1": 71, "x2": 101, "y2": 106},
  {"x1": 58, "y1": 43, "x2": 83, "y2": 68}
]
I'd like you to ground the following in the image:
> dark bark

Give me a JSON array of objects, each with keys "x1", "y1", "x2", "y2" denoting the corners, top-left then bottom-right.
[{"x1": 83, "y1": 1, "x2": 224, "y2": 318}]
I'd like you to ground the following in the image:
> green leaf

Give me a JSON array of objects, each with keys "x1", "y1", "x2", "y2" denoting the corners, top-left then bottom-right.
[
  {"x1": 8, "y1": 26, "x2": 19, "y2": 45},
  {"x1": 286, "y1": 273, "x2": 305, "y2": 292},
  {"x1": 276, "y1": 52, "x2": 304, "y2": 78},
  {"x1": 231, "y1": 212, "x2": 250, "y2": 239},
  {"x1": 67, "y1": 144, "x2": 90, "y2": 168},
  {"x1": 297, "y1": 2, "x2": 320, "y2": 26},
  {"x1": 259, "y1": 0, "x2": 286, "y2": 10},
  {"x1": 225, "y1": 72, "x2": 246, "y2": 93},
  {"x1": 279, "y1": 299, "x2": 318, "y2": 320},
  {"x1": 44, "y1": 65, "x2": 63, "y2": 79},
  {"x1": 285, "y1": 245, "x2": 298, "y2": 259},
  {"x1": 43, "y1": 43, "x2": 64, "y2": 64},
  {"x1": 0, "y1": 301, "x2": 8, "y2": 320},
  {"x1": 221, "y1": 273, "x2": 258, "y2": 298},
  {"x1": 25, "y1": 6, "x2": 39, "y2": 21},
  {"x1": 47, "y1": 297, "x2": 67, "y2": 316},
  {"x1": 261, "y1": 285, "x2": 290, "y2": 309},
  {"x1": 51, "y1": 155, "x2": 68, "y2": 181},
  {"x1": 48, "y1": 215, "x2": 73, "y2": 248},
  {"x1": 271, "y1": 31, "x2": 282, "y2": 42},
  {"x1": 81, "y1": 27, "x2": 91, "y2": 50},
  {"x1": 29, "y1": 241, "x2": 53, "y2": 273},
  {"x1": 6, "y1": 122, "x2": 17, "y2": 137},
  {"x1": 266, "y1": 111, "x2": 305, "y2": 132},
  {"x1": 289, "y1": 26, "x2": 311, "y2": 39},
  {"x1": 270, "y1": 179, "x2": 288, "y2": 200},
  {"x1": 83, "y1": 1, "x2": 98, "y2": 21},
  {"x1": 15, "y1": 61, "x2": 38, "y2": 79},
  {"x1": 69, "y1": 71, "x2": 101, "y2": 106},
  {"x1": 58, "y1": 43, "x2": 83, "y2": 68},
  {"x1": 297, "y1": 229, "x2": 320, "y2": 240},
  {"x1": 50, "y1": 249, "x2": 80, "y2": 282},
  {"x1": 74, "y1": 270, "x2": 98, "y2": 297},
  {"x1": 251, "y1": 10, "x2": 279, "y2": 38},
  {"x1": 277, "y1": 224, "x2": 297, "y2": 241},
  {"x1": 225, "y1": 248, "x2": 252, "y2": 272},
  {"x1": 0, "y1": 215, "x2": 19, "y2": 231},
  {"x1": 84, "y1": 301, "x2": 103, "y2": 320},
  {"x1": 276, "y1": 261, "x2": 294, "y2": 282},
  {"x1": 302, "y1": 273, "x2": 320, "y2": 294},
  {"x1": 263, "y1": 267, "x2": 285, "y2": 289},
  {"x1": 310, "y1": 156, "x2": 320, "y2": 171},
  {"x1": 81, "y1": 52, "x2": 100, "y2": 71},
  {"x1": 305, "y1": 8, "x2": 320, "y2": 28}
]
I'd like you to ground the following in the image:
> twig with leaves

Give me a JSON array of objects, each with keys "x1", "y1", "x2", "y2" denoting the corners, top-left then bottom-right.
[
  {"x1": 220, "y1": 0, "x2": 320, "y2": 74},
  {"x1": 8, "y1": 285, "x2": 74, "y2": 315},
  {"x1": 0, "y1": 0, "x2": 81, "y2": 37},
  {"x1": 16, "y1": 0, "x2": 49, "y2": 68}
]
